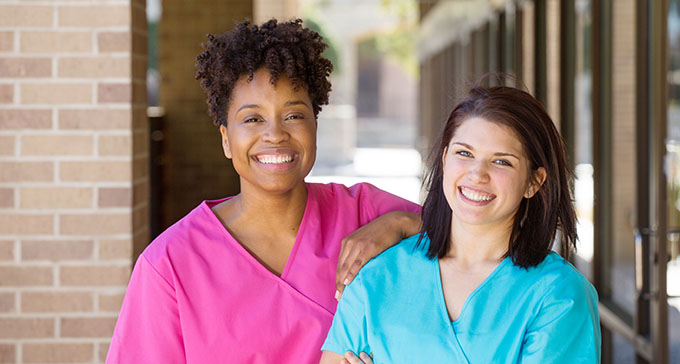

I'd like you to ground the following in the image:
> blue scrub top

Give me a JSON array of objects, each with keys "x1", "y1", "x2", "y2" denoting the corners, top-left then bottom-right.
[{"x1": 322, "y1": 234, "x2": 601, "y2": 363}]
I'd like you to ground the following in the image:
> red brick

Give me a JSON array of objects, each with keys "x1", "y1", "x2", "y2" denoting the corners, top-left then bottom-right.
[
  {"x1": 0, "y1": 188, "x2": 13, "y2": 208},
  {"x1": 61, "y1": 317, "x2": 116, "y2": 338},
  {"x1": 21, "y1": 291, "x2": 93, "y2": 313},
  {"x1": 59, "y1": 109, "x2": 131, "y2": 130},
  {"x1": 0, "y1": 318, "x2": 53, "y2": 339},
  {"x1": 0, "y1": 84, "x2": 12, "y2": 103},
  {"x1": 58, "y1": 6, "x2": 130, "y2": 27},
  {"x1": 59, "y1": 161, "x2": 130, "y2": 182},
  {"x1": 60, "y1": 213, "x2": 130, "y2": 235},
  {"x1": 99, "y1": 134, "x2": 131, "y2": 156},
  {"x1": 21, "y1": 83, "x2": 91, "y2": 104},
  {"x1": 0, "y1": 136, "x2": 13, "y2": 156},
  {"x1": 0, "y1": 214, "x2": 53, "y2": 234},
  {"x1": 0, "y1": 58, "x2": 51, "y2": 78},
  {"x1": 0, "y1": 6, "x2": 53, "y2": 27},
  {"x1": 21, "y1": 31, "x2": 91, "y2": 53},
  {"x1": 98, "y1": 32, "x2": 130, "y2": 53},
  {"x1": 0, "y1": 292, "x2": 14, "y2": 313},
  {"x1": 0, "y1": 32, "x2": 13, "y2": 52},
  {"x1": 21, "y1": 187, "x2": 92, "y2": 209},
  {"x1": 98, "y1": 83, "x2": 130, "y2": 103},
  {"x1": 60, "y1": 265, "x2": 130, "y2": 286},
  {"x1": 0, "y1": 162, "x2": 53, "y2": 182},
  {"x1": 21, "y1": 240, "x2": 93, "y2": 261},
  {"x1": 59, "y1": 57, "x2": 130, "y2": 78},
  {"x1": 99, "y1": 239, "x2": 131, "y2": 260},
  {"x1": 98, "y1": 292, "x2": 124, "y2": 312},
  {"x1": 21, "y1": 135, "x2": 93, "y2": 156},
  {"x1": 0, "y1": 344, "x2": 15, "y2": 363},
  {"x1": 99, "y1": 343, "x2": 109, "y2": 362},
  {"x1": 0, "y1": 109, "x2": 52, "y2": 129},
  {"x1": 0, "y1": 266, "x2": 53, "y2": 286},
  {"x1": 23, "y1": 343, "x2": 94, "y2": 363},
  {"x1": 0, "y1": 240, "x2": 13, "y2": 261},
  {"x1": 98, "y1": 187, "x2": 131, "y2": 207}
]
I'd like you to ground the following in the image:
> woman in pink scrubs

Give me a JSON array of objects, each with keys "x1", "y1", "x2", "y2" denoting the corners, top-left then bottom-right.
[{"x1": 105, "y1": 19, "x2": 420, "y2": 364}]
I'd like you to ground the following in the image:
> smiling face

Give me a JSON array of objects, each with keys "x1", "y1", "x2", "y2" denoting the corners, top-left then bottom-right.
[
  {"x1": 220, "y1": 68, "x2": 317, "y2": 196},
  {"x1": 442, "y1": 117, "x2": 546, "y2": 230}
]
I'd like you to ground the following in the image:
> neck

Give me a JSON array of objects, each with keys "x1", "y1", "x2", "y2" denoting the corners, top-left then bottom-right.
[
  {"x1": 221, "y1": 181, "x2": 308, "y2": 234},
  {"x1": 446, "y1": 217, "x2": 512, "y2": 266}
]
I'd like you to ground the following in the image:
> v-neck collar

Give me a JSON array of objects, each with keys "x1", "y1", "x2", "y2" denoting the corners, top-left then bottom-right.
[
  {"x1": 435, "y1": 256, "x2": 510, "y2": 324},
  {"x1": 431, "y1": 255, "x2": 509, "y2": 363},
  {"x1": 201, "y1": 183, "x2": 314, "y2": 281}
]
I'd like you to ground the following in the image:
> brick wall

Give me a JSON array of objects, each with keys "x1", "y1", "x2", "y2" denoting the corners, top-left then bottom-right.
[{"x1": 0, "y1": 0, "x2": 146, "y2": 362}]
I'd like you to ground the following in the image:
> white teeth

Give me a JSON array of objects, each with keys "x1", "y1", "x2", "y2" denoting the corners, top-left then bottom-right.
[
  {"x1": 257, "y1": 155, "x2": 293, "y2": 164},
  {"x1": 460, "y1": 187, "x2": 494, "y2": 202}
]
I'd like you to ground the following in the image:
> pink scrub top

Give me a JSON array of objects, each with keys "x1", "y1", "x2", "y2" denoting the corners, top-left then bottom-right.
[{"x1": 106, "y1": 182, "x2": 419, "y2": 364}]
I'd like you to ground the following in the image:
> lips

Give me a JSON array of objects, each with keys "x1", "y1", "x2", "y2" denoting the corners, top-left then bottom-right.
[
  {"x1": 252, "y1": 150, "x2": 298, "y2": 169},
  {"x1": 255, "y1": 154, "x2": 294, "y2": 164},
  {"x1": 459, "y1": 186, "x2": 496, "y2": 203}
]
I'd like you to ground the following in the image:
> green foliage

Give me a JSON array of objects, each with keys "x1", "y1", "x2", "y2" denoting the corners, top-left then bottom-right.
[
  {"x1": 376, "y1": 0, "x2": 418, "y2": 77},
  {"x1": 303, "y1": 18, "x2": 342, "y2": 74}
]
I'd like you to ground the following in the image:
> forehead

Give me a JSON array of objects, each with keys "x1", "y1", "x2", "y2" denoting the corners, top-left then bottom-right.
[
  {"x1": 231, "y1": 69, "x2": 309, "y2": 102},
  {"x1": 451, "y1": 117, "x2": 525, "y2": 153}
]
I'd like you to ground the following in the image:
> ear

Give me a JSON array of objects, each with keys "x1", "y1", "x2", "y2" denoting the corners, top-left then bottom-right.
[
  {"x1": 524, "y1": 167, "x2": 547, "y2": 198},
  {"x1": 219, "y1": 124, "x2": 232, "y2": 160},
  {"x1": 441, "y1": 146, "x2": 448, "y2": 165}
]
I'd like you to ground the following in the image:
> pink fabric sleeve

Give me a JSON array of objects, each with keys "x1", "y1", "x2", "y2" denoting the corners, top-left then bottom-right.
[
  {"x1": 106, "y1": 255, "x2": 186, "y2": 364},
  {"x1": 352, "y1": 183, "x2": 421, "y2": 226}
]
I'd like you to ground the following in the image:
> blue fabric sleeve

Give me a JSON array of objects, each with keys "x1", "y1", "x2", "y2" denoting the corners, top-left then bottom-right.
[
  {"x1": 520, "y1": 272, "x2": 601, "y2": 364},
  {"x1": 321, "y1": 274, "x2": 371, "y2": 356}
]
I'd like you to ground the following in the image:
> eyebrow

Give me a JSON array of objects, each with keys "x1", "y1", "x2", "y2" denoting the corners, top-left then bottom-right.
[
  {"x1": 451, "y1": 142, "x2": 521, "y2": 160},
  {"x1": 236, "y1": 100, "x2": 310, "y2": 113}
]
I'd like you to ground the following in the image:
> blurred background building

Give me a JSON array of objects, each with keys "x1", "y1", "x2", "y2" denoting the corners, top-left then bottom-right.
[{"x1": 0, "y1": 0, "x2": 678, "y2": 363}]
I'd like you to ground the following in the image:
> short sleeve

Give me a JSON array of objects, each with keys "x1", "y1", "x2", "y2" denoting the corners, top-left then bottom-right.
[
  {"x1": 321, "y1": 274, "x2": 371, "y2": 356},
  {"x1": 520, "y1": 273, "x2": 601, "y2": 364},
  {"x1": 352, "y1": 183, "x2": 420, "y2": 226},
  {"x1": 106, "y1": 255, "x2": 186, "y2": 364}
]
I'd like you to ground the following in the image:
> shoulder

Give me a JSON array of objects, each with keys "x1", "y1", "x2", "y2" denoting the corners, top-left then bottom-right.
[
  {"x1": 307, "y1": 181, "x2": 396, "y2": 200},
  {"x1": 354, "y1": 234, "x2": 430, "y2": 283},
  {"x1": 141, "y1": 200, "x2": 219, "y2": 267},
  {"x1": 523, "y1": 252, "x2": 598, "y2": 303},
  {"x1": 307, "y1": 182, "x2": 418, "y2": 217}
]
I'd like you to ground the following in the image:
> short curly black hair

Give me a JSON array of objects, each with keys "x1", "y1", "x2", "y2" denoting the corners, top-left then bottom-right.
[{"x1": 195, "y1": 18, "x2": 333, "y2": 126}]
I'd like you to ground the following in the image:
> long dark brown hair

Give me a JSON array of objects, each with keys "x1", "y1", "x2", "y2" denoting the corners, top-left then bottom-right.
[{"x1": 417, "y1": 86, "x2": 577, "y2": 268}]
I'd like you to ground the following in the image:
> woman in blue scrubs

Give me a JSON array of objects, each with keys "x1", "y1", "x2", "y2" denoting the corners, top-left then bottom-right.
[{"x1": 320, "y1": 86, "x2": 601, "y2": 364}]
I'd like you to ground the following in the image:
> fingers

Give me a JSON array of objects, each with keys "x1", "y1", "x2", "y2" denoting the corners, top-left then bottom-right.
[
  {"x1": 343, "y1": 351, "x2": 373, "y2": 364},
  {"x1": 336, "y1": 238, "x2": 364, "y2": 295},
  {"x1": 336, "y1": 243, "x2": 369, "y2": 298}
]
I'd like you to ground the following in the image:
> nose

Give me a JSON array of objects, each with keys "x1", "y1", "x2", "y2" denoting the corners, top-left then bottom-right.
[
  {"x1": 262, "y1": 119, "x2": 289, "y2": 144},
  {"x1": 468, "y1": 160, "x2": 490, "y2": 183}
]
